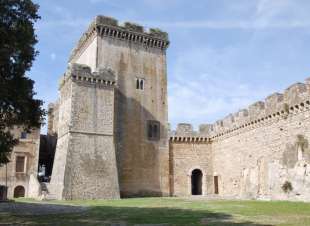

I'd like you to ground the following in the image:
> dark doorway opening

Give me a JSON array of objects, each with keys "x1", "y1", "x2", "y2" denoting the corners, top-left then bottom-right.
[
  {"x1": 214, "y1": 176, "x2": 219, "y2": 194},
  {"x1": 14, "y1": 186, "x2": 25, "y2": 198},
  {"x1": 191, "y1": 169, "x2": 203, "y2": 195}
]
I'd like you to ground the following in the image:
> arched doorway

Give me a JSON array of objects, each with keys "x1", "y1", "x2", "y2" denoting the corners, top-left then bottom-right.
[
  {"x1": 14, "y1": 186, "x2": 25, "y2": 198},
  {"x1": 191, "y1": 169, "x2": 203, "y2": 195}
]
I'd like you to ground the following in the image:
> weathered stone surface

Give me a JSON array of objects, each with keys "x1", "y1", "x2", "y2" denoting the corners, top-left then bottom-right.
[
  {"x1": 48, "y1": 14, "x2": 170, "y2": 199},
  {"x1": 44, "y1": 15, "x2": 310, "y2": 202},
  {"x1": 49, "y1": 64, "x2": 120, "y2": 200},
  {"x1": 0, "y1": 127, "x2": 41, "y2": 199}
]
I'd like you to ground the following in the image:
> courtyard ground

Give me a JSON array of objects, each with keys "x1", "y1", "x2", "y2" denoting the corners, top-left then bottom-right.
[{"x1": 0, "y1": 197, "x2": 310, "y2": 226}]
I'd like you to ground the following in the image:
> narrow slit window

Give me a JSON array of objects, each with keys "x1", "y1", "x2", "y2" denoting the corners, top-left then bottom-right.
[
  {"x1": 136, "y1": 79, "x2": 140, "y2": 89},
  {"x1": 136, "y1": 78, "x2": 145, "y2": 90}
]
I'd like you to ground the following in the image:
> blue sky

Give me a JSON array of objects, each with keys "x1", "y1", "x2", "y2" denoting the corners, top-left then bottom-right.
[{"x1": 31, "y1": 0, "x2": 310, "y2": 132}]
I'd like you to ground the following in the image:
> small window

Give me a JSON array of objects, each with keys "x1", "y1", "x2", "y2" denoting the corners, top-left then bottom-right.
[
  {"x1": 136, "y1": 78, "x2": 145, "y2": 90},
  {"x1": 20, "y1": 132, "x2": 27, "y2": 139},
  {"x1": 147, "y1": 120, "x2": 160, "y2": 140},
  {"x1": 16, "y1": 156, "x2": 26, "y2": 173},
  {"x1": 136, "y1": 79, "x2": 140, "y2": 89}
]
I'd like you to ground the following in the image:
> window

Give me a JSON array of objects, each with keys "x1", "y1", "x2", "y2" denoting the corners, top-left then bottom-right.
[
  {"x1": 136, "y1": 78, "x2": 144, "y2": 90},
  {"x1": 20, "y1": 132, "x2": 27, "y2": 139},
  {"x1": 16, "y1": 156, "x2": 26, "y2": 173},
  {"x1": 147, "y1": 120, "x2": 160, "y2": 140}
]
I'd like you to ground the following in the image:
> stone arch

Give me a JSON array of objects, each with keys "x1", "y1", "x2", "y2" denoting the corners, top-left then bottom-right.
[
  {"x1": 191, "y1": 169, "x2": 203, "y2": 195},
  {"x1": 14, "y1": 185, "x2": 25, "y2": 198}
]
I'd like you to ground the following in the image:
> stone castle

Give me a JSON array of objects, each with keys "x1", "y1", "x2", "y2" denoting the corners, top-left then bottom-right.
[{"x1": 1, "y1": 15, "x2": 310, "y2": 201}]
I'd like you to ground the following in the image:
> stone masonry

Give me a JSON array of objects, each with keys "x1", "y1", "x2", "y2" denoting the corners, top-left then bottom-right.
[
  {"x1": 0, "y1": 127, "x2": 41, "y2": 199},
  {"x1": 48, "y1": 15, "x2": 170, "y2": 199},
  {"x1": 48, "y1": 63, "x2": 120, "y2": 200},
  {"x1": 44, "y1": 15, "x2": 310, "y2": 201},
  {"x1": 170, "y1": 81, "x2": 310, "y2": 201}
]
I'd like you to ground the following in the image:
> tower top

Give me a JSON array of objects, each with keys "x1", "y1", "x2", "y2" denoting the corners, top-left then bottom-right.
[{"x1": 69, "y1": 15, "x2": 170, "y2": 62}]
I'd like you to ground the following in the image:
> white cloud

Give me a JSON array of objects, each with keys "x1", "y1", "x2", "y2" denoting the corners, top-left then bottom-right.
[
  {"x1": 168, "y1": 46, "x2": 273, "y2": 129},
  {"x1": 145, "y1": 0, "x2": 310, "y2": 30},
  {"x1": 145, "y1": 19, "x2": 310, "y2": 30}
]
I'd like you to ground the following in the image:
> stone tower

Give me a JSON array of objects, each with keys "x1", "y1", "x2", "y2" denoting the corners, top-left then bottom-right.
[
  {"x1": 49, "y1": 63, "x2": 120, "y2": 200},
  {"x1": 50, "y1": 15, "x2": 170, "y2": 199}
]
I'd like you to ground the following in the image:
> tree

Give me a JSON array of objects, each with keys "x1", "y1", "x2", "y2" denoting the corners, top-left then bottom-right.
[{"x1": 0, "y1": 0, "x2": 45, "y2": 165}]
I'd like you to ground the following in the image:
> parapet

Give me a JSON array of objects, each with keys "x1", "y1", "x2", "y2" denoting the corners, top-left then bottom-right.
[
  {"x1": 202, "y1": 78, "x2": 310, "y2": 138},
  {"x1": 170, "y1": 78, "x2": 310, "y2": 141},
  {"x1": 69, "y1": 15, "x2": 169, "y2": 62},
  {"x1": 284, "y1": 83, "x2": 307, "y2": 106},
  {"x1": 59, "y1": 63, "x2": 116, "y2": 89},
  {"x1": 170, "y1": 123, "x2": 211, "y2": 143},
  {"x1": 199, "y1": 124, "x2": 213, "y2": 135},
  {"x1": 175, "y1": 123, "x2": 195, "y2": 136},
  {"x1": 265, "y1": 93, "x2": 284, "y2": 115},
  {"x1": 248, "y1": 101, "x2": 265, "y2": 120}
]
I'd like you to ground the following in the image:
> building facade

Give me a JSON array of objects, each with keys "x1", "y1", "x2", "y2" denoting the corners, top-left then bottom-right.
[
  {"x1": 47, "y1": 16, "x2": 170, "y2": 199},
  {"x1": 11, "y1": 15, "x2": 309, "y2": 201},
  {"x1": 0, "y1": 127, "x2": 41, "y2": 199}
]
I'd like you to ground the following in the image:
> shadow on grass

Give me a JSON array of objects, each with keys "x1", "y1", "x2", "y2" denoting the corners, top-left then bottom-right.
[{"x1": 0, "y1": 202, "x2": 273, "y2": 226}]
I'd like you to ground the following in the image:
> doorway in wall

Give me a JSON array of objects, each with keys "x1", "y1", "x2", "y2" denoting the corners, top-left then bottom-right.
[
  {"x1": 191, "y1": 169, "x2": 203, "y2": 195},
  {"x1": 214, "y1": 176, "x2": 219, "y2": 194},
  {"x1": 14, "y1": 186, "x2": 25, "y2": 198}
]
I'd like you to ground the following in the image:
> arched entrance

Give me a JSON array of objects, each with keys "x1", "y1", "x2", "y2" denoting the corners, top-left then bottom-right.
[
  {"x1": 191, "y1": 169, "x2": 203, "y2": 195},
  {"x1": 14, "y1": 186, "x2": 25, "y2": 198}
]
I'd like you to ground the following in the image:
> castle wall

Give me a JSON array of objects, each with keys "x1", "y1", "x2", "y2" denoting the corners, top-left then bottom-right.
[
  {"x1": 49, "y1": 64, "x2": 120, "y2": 199},
  {"x1": 169, "y1": 80, "x2": 310, "y2": 201},
  {"x1": 74, "y1": 36, "x2": 98, "y2": 72},
  {"x1": 212, "y1": 105, "x2": 310, "y2": 201},
  {"x1": 97, "y1": 36, "x2": 169, "y2": 196},
  {"x1": 47, "y1": 102, "x2": 59, "y2": 135},
  {"x1": 69, "y1": 16, "x2": 170, "y2": 197},
  {"x1": 49, "y1": 76, "x2": 72, "y2": 199},
  {"x1": 169, "y1": 140, "x2": 213, "y2": 196},
  {"x1": 207, "y1": 80, "x2": 310, "y2": 201}
]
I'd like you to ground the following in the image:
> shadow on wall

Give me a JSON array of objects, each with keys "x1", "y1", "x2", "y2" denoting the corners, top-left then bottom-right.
[
  {"x1": 114, "y1": 86, "x2": 168, "y2": 197},
  {"x1": 1, "y1": 202, "x2": 272, "y2": 226}
]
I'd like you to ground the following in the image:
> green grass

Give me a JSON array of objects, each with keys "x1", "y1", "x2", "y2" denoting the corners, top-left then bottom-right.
[{"x1": 1, "y1": 197, "x2": 310, "y2": 226}]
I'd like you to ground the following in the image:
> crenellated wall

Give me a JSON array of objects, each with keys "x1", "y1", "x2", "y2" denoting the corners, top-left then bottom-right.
[
  {"x1": 170, "y1": 78, "x2": 310, "y2": 201},
  {"x1": 49, "y1": 63, "x2": 120, "y2": 200},
  {"x1": 47, "y1": 15, "x2": 170, "y2": 199}
]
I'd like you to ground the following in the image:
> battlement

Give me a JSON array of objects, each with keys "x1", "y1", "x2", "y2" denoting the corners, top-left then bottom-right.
[
  {"x1": 69, "y1": 15, "x2": 169, "y2": 62},
  {"x1": 59, "y1": 63, "x2": 116, "y2": 89},
  {"x1": 206, "y1": 78, "x2": 310, "y2": 139},
  {"x1": 169, "y1": 123, "x2": 210, "y2": 143},
  {"x1": 171, "y1": 78, "x2": 310, "y2": 141},
  {"x1": 169, "y1": 136, "x2": 210, "y2": 143}
]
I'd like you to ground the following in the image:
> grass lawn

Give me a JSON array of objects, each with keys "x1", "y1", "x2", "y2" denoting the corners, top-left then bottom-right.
[{"x1": 1, "y1": 197, "x2": 310, "y2": 226}]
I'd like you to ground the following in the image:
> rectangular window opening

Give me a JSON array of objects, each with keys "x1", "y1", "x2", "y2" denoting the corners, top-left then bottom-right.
[
  {"x1": 16, "y1": 156, "x2": 26, "y2": 173},
  {"x1": 147, "y1": 120, "x2": 160, "y2": 141},
  {"x1": 136, "y1": 78, "x2": 145, "y2": 90},
  {"x1": 20, "y1": 132, "x2": 27, "y2": 139}
]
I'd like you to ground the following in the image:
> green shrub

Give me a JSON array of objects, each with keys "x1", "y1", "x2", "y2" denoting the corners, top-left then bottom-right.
[{"x1": 282, "y1": 181, "x2": 293, "y2": 193}]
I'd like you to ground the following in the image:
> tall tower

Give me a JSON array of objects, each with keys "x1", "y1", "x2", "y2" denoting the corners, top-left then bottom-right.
[
  {"x1": 49, "y1": 64, "x2": 120, "y2": 200},
  {"x1": 69, "y1": 16, "x2": 170, "y2": 197}
]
